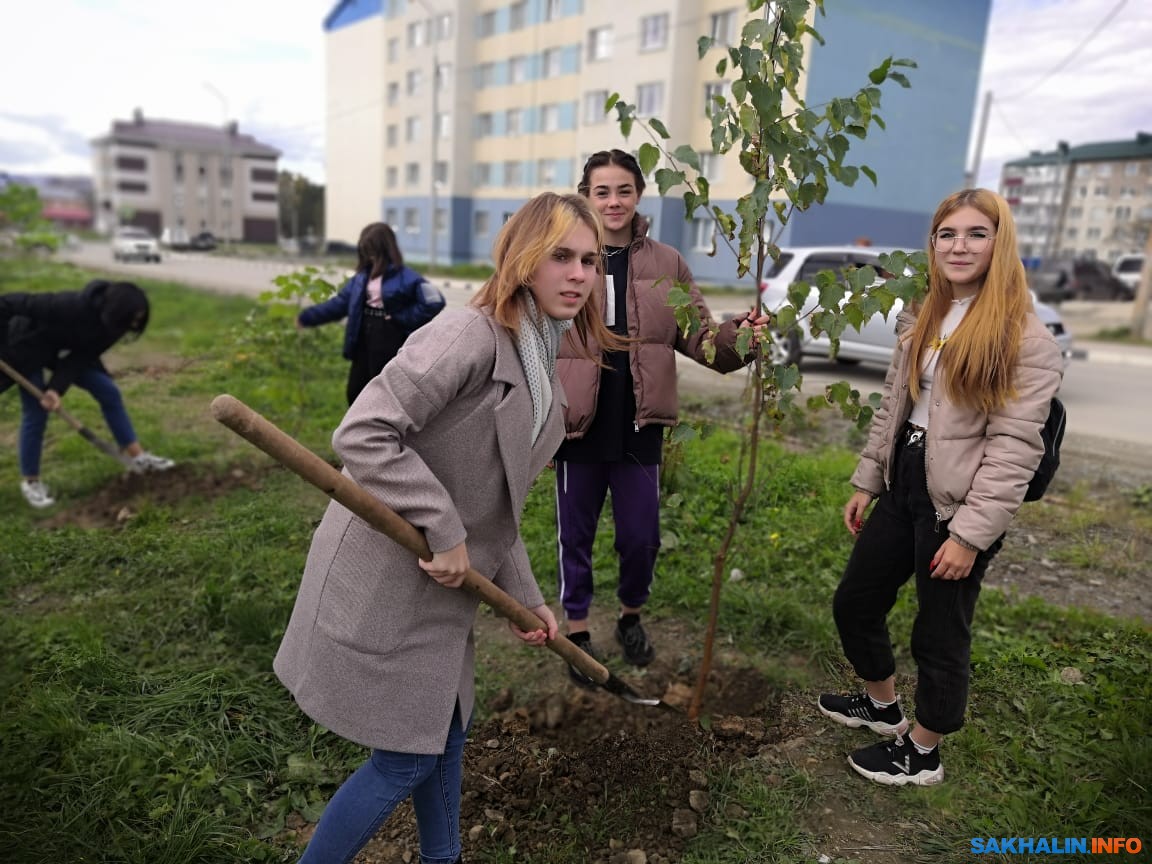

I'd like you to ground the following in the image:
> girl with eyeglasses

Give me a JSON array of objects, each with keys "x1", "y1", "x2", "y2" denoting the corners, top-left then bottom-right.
[{"x1": 817, "y1": 189, "x2": 1064, "y2": 786}]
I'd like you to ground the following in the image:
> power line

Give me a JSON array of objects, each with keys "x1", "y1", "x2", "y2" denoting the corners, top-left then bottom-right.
[{"x1": 998, "y1": 0, "x2": 1128, "y2": 102}]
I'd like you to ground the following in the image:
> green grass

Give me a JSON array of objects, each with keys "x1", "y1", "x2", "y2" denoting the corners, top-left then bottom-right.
[{"x1": 1, "y1": 257, "x2": 1150, "y2": 862}]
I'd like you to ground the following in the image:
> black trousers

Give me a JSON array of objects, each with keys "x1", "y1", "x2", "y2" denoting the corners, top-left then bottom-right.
[
  {"x1": 832, "y1": 431, "x2": 1003, "y2": 734},
  {"x1": 346, "y1": 313, "x2": 406, "y2": 405}
]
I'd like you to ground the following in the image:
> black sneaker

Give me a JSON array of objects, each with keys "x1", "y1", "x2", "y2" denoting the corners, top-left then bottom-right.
[
  {"x1": 615, "y1": 614, "x2": 655, "y2": 666},
  {"x1": 848, "y1": 735, "x2": 944, "y2": 786},
  {"x1": 818, "y1": 692, "x2": 909, "y2": 736},
  {"x1": 567, "y1": 632, "x2": 599, "y2": 689}
]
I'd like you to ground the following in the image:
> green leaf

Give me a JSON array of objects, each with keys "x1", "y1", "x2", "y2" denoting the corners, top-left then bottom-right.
[
  {"x1": 654, "y1": 167, "x2": 686, "y2": 196},
  {"x1": 861, "y1": 165, "x2": 877, "y2": 186},
  {"x1": 889, "y1": 72, "x2": 911, "y2": 88},
  {"x1": 605, "y1": 92, "x2": 620, "y2": 112},
  {"x1": 638, "y1": 143, "x2": 661, "y2": 177},
  {"x1": 698, "y1": 36, "x2": 714, "y2": 59},
  {"x1": 650, "y1": 118, "x2": 671, "y2": 139},
  {"x1": 672, "y1": 145, "x2": 701, "y2": 172},
  {"x1": 868, "y1": 57, "x2": 892, "y2": 85}
]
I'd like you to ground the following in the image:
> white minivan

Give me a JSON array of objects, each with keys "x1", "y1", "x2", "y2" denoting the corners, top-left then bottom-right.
[{"x1": 1111, "y1": 254, "x2": 1145, "y2": 295}]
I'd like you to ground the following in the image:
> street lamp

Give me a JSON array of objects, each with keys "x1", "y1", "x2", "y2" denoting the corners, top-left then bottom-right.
[
  {"x1": 203, "y1": 81, "x2": 232, "y2": 250},
  {"x1": 413, "y1": 0, "x2": 440, "y2": 271}
]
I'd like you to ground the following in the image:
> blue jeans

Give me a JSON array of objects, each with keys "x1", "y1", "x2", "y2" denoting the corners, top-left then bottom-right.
[
  {"x1": 299, "y1": 706, "x2": 470, "y2": 864},
  {"x1": 16, "y1": 367, "x2": 137, "y2": 476}
]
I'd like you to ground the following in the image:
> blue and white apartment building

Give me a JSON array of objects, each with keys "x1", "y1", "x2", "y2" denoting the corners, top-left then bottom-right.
[{"x1": 323, "y1": 0, "x2": 990, "y2": 284}]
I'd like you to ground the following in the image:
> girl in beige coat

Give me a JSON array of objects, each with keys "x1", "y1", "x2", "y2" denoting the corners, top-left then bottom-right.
[
  {"x1": 275, "y1": 193, "x2": 623, "y2": 864},
  {"x1": 817, "y1": 189, "x2": 1063, "y2": 787}
]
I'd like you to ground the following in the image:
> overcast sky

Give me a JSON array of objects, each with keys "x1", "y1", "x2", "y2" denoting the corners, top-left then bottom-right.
[{"x1": 1, "y1": 0, "x2": 1149, "y2": 189}]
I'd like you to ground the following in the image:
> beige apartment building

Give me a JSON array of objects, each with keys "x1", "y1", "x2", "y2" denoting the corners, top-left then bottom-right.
[
  {"x1": 91, "y1": 110, "x2": 281, "y2": 242},
  {"x1": 1000, "y1": 132, "x2": 1152, "y2": 265},
  {"x1": 323, "y1": 0, "x2": 990, "y2": 282}
]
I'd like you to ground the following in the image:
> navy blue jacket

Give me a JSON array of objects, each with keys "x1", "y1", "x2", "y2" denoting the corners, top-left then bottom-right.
[{"x1": 298, "y1": 266, "x2": 442, "y2": 360}]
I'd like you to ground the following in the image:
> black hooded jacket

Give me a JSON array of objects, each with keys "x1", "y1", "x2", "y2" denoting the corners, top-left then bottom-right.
[{"x1": 0, "y1": 281, "x2": 129, "y2": 396}]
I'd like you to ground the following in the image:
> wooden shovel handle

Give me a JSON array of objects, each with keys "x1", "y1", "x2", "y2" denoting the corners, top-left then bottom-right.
[{"x1": 210, "y1": 394, "x2": 609, "y2": 685}]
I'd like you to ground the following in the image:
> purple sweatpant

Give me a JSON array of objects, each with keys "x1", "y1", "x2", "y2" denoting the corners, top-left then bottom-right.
[{"x1": 554, "y1": 460, "x2": 661, "y2": 622}]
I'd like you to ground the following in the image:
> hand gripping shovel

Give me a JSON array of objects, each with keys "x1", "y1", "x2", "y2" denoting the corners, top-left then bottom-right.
[
  {"x1": 0, "y1": 357, "x2": 135, "y2": 468},
  {"x1": 211, "y1": 394, "x2": 676, "y2": 712}
]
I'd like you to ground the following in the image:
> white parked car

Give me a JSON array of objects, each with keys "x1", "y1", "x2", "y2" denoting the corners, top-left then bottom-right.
[
  {"x1": 111, "y1": 226, "x2": 161, "y2": 263},
  {"x1": 758, "y1": 245, "x2": 1074, "y2": 370},
  {"x1": 1111, "y1": 253, "x2": 1145, "y2": 296}
]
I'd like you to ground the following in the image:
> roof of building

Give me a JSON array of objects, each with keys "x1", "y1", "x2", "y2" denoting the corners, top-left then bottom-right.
[
  {"x1": 1004, "y1": 132, "x2": 1152, "y2": 168},
  {"x1": 92, "y1": 111, "x2": 281, "y2": 158}
]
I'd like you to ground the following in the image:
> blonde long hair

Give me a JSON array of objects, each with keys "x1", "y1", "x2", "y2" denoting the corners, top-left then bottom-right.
[
  {"x1": 471, "y1": 192, "x2": 626, "y2": 356},
  {"x1": 906, "y1": 189, "x2": 1031, "y2": 413}
]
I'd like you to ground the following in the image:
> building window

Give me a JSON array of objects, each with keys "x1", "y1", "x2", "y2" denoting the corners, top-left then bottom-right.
[
  {"x1": 693, "y1": 217, "x2": 715, "y2": 250},
  {"x1": 1096, "y1": 163, "x2": 1112, "y2": 177},
  {"x1": 435, "y1": 161, "x2": 448, "y2": 184},
  {"x1": 435, "y1": 208, "x2": 447, "y2": 233},
  {"x1": 1076, "y1": 165, "x2": 1091, "y2": 178},
  {"x1": 584, "y1": 90, "x2": 609, "y2": 125},
  {"x1": 476, "y1": 163, "x2": 491, "y2": 186},
  {"x1": 474, "y1": 211, "x2": 490, "y2": 235},
  {"x1": 543, "y1": 47, "x2": 562, "y2": 78},
  {"x1": 478, "y1": 62, "x2": 496, "y2": 88},
  {"x1": 387, "y1": 124, "x2": 398, "y2": 148},
  {"x1": 435, "y1": 12, "x2": 452, "y2": 40},
  {"x1": 510, "y1": 0, "x2": 527, "y2": 29},
  {"x1": 505, "y1": 161, "x2": 523, "y2": 186},
  {"x1": 1125, "y1": 162, "x2": 1140, "y2": 176},
  {"x1": 115, "y1": 155, "x2": 147, "y2": 171},
  {"x1": 543, "y1": 0, "x2": 562, "y2": 22},
  {"x1": 1086, "y1": 227, "x2": 1101, "y2": 239},
  {"x1": 1067, "y1": 206, "x2": 1082, "y2": 219},
  {"x1": 1115, "y1": 205, "x2": 1131, "y2": 220},
  {"x1": 116, "y1": 180, "x2": 148, "y2": 193},
  {"x1": 386, "y1": 166, "x2": 398, "y2": 188},
  {"x1": 507, "y1": 108, "x2": 522, "y2": 136},
  {"x1": 704, "y1": 82, "x2": 726, "y2": 117},
  {"x1": 637, "y1": 82, "x2": 664, "y2": 116},
  {"x1": 587, "y1": 26, "x2": 613, "y2": 61},
  {"x1": 407, "y1": 20, "x2": 426, "y2": 48},
  {"x1": 405, "y1": 162, "x2": 420, "y2": 185},
  {"x1": 478, "y1": 11, "x2": 496, "y2": 37},
  {"x1": 404, "y1": 207, "x2": 419, "y2": 233},
  {"x1": 385, "y1": 207, "x2": 399, "y2": 227},
  {"x1": 387, "y1": 82, "x2": 399, "y2": 105},
  {"x1": 406, "y1": 115, "x2": 421, "y2": 142},
  {"x1": 435, "y1": 62, "x2": 451, "y2": 92},
  {"x1": 509, "y1": 55, "x2": 528, "y2": 83},
  {"x1": 436, "y1": 112, "x2": 451, "y2": 139},
  {"x1": 639, "y1": 13, "x2": 668, "y2": 50},
  {"x1": 541, "y1": 104, "x2": 560, "y2": 133},
  {"x1": 1094, "y1": 186, "x2": 1107, "y2": 197},
  {"x1": 406, "y1": 68, "x2": 422, "y2": 96},
  {"x1": 538, "y1": 159, "x2": 557, "y2": 186},
  {"x1": 710, "y1": 9, "x2": 738, "y2": 45},
  {"x1": 252, "y1": 192, "x2": 277, "y2": 203},
  {"x1": 387, "y1": 37, "x2": 399, "y2": 62},
  {"x1": 477, "y1": 113, "x2": 494, "y2": 137},
  {"x1": 251, "y1": 168, "x2": 277, "y2": 183},
  {"x1": 699, "y1": 152, "x2": 722, "y2": 183}
]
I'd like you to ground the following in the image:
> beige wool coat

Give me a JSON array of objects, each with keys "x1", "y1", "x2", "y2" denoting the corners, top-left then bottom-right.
[{"x1": 274, "y1": 307, "x2": 565, "y2": 753}]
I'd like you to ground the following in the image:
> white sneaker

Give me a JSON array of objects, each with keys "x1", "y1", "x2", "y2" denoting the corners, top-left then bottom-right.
[
  {"x1": 20, "y1": 480, "x2": 56, "y2": 508},
  {"x1": 129, "y1": 452, "x2": 176, "y2": 474}
]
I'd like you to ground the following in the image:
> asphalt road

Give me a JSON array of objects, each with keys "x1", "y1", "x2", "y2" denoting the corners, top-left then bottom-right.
[{"x1": 59, "y1": 242, "x2": 1152, "y2": 450}]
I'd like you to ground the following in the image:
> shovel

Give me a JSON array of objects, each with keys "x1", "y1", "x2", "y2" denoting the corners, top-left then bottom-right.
[
  {"x1": 0, "y1": 357, "x2": 135, "y2": 468},
  {"x1": 211, "y1": 394, "x2": 677, "y2": 712}
]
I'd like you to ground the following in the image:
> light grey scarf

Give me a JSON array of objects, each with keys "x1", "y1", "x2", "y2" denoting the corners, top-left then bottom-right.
[{"x1": 515, "y1": 292, "x2": 572, "y2": 444}]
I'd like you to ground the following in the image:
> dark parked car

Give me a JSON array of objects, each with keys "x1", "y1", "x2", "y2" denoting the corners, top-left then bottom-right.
[
  {"x1": 1068, "y1": 259, "x2": 1134, "y2": 301},
  {"x1": 324, "y1": 240, "x2": 358, "y2": 256},
  {"x1": 1027, "y1": 260, "x2": 1074, "y2": 304},
  {"x1": 189, "y1": 231, "x2": 218, "y2": 251}
]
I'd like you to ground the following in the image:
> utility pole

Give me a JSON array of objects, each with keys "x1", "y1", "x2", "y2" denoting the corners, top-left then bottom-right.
[
  {"x1": 204, "y1": 82, "x2": 232, "y2": 250},
  {"x1": 414, "y1": 0, "x2": 440, "y2": 271},
  {"x1": 1130, "y1": 227, "x2": 1152, "y2": 340},
  {"x1": 965, "y1": 90, "x2": 993, "y2": 189}
]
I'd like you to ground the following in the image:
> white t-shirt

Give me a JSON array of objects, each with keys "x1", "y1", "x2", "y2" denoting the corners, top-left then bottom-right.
[{"x1": 908, "y1": 299, "x2": 972, "y2": 429}]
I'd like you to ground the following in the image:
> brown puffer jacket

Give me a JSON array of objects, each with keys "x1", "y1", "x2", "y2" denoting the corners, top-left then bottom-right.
[
  {"x1": 557, "y1": 226, "x2": 752, "y2": 439},
  {"x1": 851, "y1": 308, "x2": 1064, "y2": 550}
]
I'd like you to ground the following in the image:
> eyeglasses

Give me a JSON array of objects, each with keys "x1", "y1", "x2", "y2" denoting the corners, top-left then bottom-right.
[{"x1": 932, "y1": 230, "x2": 994, "y2": 253}]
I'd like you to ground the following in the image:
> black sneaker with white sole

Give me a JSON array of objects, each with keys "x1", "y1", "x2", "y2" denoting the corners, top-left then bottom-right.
[
  {"x1": 848, "y1": 735, "x2": 944, "y2": 786},
  {"x1": 818, "y1": 692, "x2": 909, "y2": 736}
]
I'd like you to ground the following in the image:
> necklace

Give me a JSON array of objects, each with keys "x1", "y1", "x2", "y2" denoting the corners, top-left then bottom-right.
[
  {"x1": 602, "y1": 245, "x2": 628, "y2": 259},
  {"x1": 951, "y1": 294, "x2": 975, "y2": 305}
]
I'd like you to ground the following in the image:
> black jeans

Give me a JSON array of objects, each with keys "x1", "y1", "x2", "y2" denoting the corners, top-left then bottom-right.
[
  {"x1": 832, "y1": 429, "x2": 1003, "y2": 734},
  {"x1": 346, "y1": 312, "x2": 406, "y2": 405}
]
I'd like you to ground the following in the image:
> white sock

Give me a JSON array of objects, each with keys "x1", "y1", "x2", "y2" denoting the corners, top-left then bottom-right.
[
  {"x1": 911, "y1": 738, "x2": 937, "y2": 755},
  {"x1": 868, "y1": 694, "x2": 896, "y2": 710}
]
